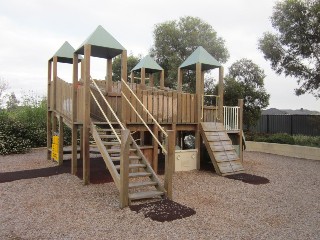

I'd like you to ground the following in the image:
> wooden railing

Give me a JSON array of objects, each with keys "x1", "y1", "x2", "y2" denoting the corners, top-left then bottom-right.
[
  {"x1": 55, "y1": 77, "x2": 73, "y2": 120},
  {"x1": 121, "y1": 79, "x2": 174, "y2": 198}
]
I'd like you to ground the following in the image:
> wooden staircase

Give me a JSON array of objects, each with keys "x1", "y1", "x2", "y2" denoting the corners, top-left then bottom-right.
[
  {"x1": 90, "y1": 122, "x2": 166, "y2": 205},
  {"x1": 200, "y1": 122, "x2": 245, "y2": 176}
]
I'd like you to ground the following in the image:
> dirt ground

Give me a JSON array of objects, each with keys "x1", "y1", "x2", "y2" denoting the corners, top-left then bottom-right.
[{"x1": 0, "y1": 149, "x2": 319, "y2": 239}]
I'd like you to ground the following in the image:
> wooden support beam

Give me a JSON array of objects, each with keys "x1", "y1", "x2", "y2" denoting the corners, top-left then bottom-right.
[
  {"x1": 238, "y1": 99, "x2": 244, "y2": 162},
  {"x1": 58, "y1": 116, "x2": 64, "y2": 166},
  {"x1": 152, "y1": 124, "x2": 159, "y2": 173},
  {"x1": 107, "y1": 58, "x2": 112, "y2": 93},
  {"x1": 218, "y1": 66, "x2": 224, "y2": 123},
  {"x1": 47, "y1": 61, "x2": 52, "y2": 160},
  {"x1": 177, "y1": 68, "x2": 182, "y2": 92},
  {"x1": 119, "y1": 129, "x2": 130, "y2": 208},
  {"x1": 121, "y1": 50, "x2": 127, "y2": 124},
  {"x1": 171, "y1": 124, "x2": 177, "y2": 171},
  {"x1": 141, "y1": 67, "x2": 146, "y2": 89},
  {"x1": 160, "y1": 70, "x2": 164, "y2": 90},
  {"x1": 72, "y1": 53, "x2": 79, "y2": 175},
  {"x1": 164, "y1": 130, "x2": 174, "y2": 200},
  {"x1": 149, "y1": 73, "x2": 154, "y2": 87},
  {"x1": 53, "y1": 56, "x2": 58, "y2": 111},
  {"x1": 83, "y1": 44, "x2": 91, "y2": 185},
  {"x1": 195, "y1": 63, "x2": 202, "y2": 169}
]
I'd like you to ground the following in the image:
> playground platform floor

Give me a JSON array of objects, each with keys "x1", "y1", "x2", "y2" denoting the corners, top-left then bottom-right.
[{"x1": 0, "y1": 149, "x2": 319, "y2": 239}]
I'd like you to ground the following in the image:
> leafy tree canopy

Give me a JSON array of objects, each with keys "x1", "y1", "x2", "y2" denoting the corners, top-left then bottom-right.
[
  {"x1": 150, "y1": 16, "x2": 229, "y2": 91},
  {"x1": 224, "y1": 59, "x2": 270, "y2": 130},
  {"x1": 258, "y1": 0, "x2": 320, "y2": 98},
  {"x1": 112, "y1": 54, "x2": 141, "y2": 82}
]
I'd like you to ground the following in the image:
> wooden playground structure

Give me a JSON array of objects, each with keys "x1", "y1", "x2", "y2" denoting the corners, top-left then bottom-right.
[{"x1": 47, "y1": 26, "x2": 244, "y2": 208}]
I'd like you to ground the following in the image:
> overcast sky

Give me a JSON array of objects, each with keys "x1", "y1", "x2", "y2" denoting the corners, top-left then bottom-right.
[{"x1": 0, "y1": 0, "x2": 319, "y2": 110}]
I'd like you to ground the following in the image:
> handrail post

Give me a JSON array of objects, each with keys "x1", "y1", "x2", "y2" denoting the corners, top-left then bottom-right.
[
  {"x1": 120, "y1": 129, "x2": 130, "y2": 208},
  {"x1": 164, "y1": 130, "x2": 175, "y2": 200},
  {"x1": 238, "y1": 99, "x2": 244, "y2": 162}
]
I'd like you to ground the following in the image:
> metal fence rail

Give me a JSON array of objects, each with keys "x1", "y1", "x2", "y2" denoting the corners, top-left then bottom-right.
[{"x1": 251, "y1": 115, "x2": 320, "y2": 136}]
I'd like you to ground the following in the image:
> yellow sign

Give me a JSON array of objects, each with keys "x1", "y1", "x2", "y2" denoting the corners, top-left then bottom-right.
[{"x1": 51, "y1": 136, "x2": 59, "y2": 161}]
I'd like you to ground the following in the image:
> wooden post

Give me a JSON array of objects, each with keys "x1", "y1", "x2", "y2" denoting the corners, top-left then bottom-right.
[
  {"x1": 58, "y1": 116, "x2": 64, "y2": 165},
  {"x1": 72, "y1": 53, "x2": 79, "y2": 175},
  {"x1": 160, "y1": 70, "x2": 164, "y2": 90},
  {"x1": 238, "y1": 99, "x2": 244, "y2": 162},
  {"x1": 119, "y1": 129, "x2": 130, "y2": 208},
  {"x1": 177, "y1": 68, "x2": 182, "y2": 92},
  {"x1": 130, "y1": 71, "x2": 134, "y2": 83},
  {"x1": 107, "y1": 58, "x2": 112, "y2": 93},
  {"x1": 218, "y1": 66, "x2": 224, "y2": 123},
  {"x1": 121, "y1": 50, "x2": 127, "y2": 124},
  {"x1": 47, "y1": 61, "x2": 52, "y2": 160},
  {"x1": 152, "y1": 124, "x2": 159, "y2": 173},
  {"x1": 83, "y1": 44, "x2": 91, "y2": 185},
  {"x1": 171, "y1": 124, "x2": 177, "y2": 172},
  {"x1": 195, "y1": 63, "x2": 202, "y2": 169},
  {"x1": 149, "y1": 73, "x2": 154, "y2": 87},
  {"x1": 53, "y1": 56, "x2": 58, "y2": 111},
  {"x1": 141, "y1": 67, "x2": 146, "y2": 89},
  {"x1": 80, "y1": 126, "x2": 84, "y2": 161},
  {"x1": 164, "y1": 130, "x2": 175, "y2": 200}
]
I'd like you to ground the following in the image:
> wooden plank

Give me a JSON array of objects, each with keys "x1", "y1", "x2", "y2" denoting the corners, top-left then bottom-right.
[
  {"x1": 120, "y1": 129, "x2": 130, "y2": 209},
  {"x1": 164, "y1": 130, "x2": 174, "y2": 200},
  {"x1": 181, "y1": 93, "x2": 187, "y2": 123},
  {"x1": 186, "y1": 93, "x2": 191, "y2": 123},
  {"x1": 167, "y1": 92, "x2": 173, "y2": 123},
  {"x1": 131, "y1": 87, "x2": 137, "y2": 123},
  {"x1": 129, "y1": 190, "x2": 163, "y2": 201},
  {"x1": 142, "y1": 90, "x2": 148, "y2": 122},
  {"x1": 152, "y1": 91, "x2": 158, "y2": 122},
  {"x1": 177, "y1": 92, "x2": 182, "y2": 123},
  {"x1": 190, "y1": 94, "x2": 195, "y2": 123},
  {"x1": 147, "y1": 90, "x2": 153, "y2": 123},
  {"x1": 163, "y1": 92, "x2": 168, "y2": 123},
  {"x1": 136, "y1": 89, "x2": 142, "y2": 123},
  {"x1": 172, "y1": 92, "x2": 177, "y2": 123},
  {"x1": 230, "y1": 160, "x2": 245, "y2": 171},
  {"x1": 217, "y1": 162, "x2": 234, "y2": 174},
  {"x1": 158, "y1": 92, "x2": 163, "y2": 123},
  {"x1": 152, "y1": 124, "x2": 159, "y2": 173}
]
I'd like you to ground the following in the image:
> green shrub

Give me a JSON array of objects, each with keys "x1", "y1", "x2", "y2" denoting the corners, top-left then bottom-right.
[
  {"x1": 265, "y1": 133, "x2": 295, "y2": 145},
  {"x1": 0, "y1": 111, "x2": 31, "y2": 155},
  {"x1": 293, "y1": 135, "x2": 320, "y2": 148}
]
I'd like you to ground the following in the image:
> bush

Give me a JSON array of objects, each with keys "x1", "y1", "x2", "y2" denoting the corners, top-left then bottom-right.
[
  {"x1": 0, "y1": 111, "x2": 31, "y2": 155},
  {"x1": 293, "y1": 135, "x2": 320, "y2": 148}
]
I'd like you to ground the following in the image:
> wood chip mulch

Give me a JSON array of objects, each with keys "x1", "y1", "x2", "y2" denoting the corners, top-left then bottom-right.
[{"x1": 130, "y1": 199, "x2": 196, "y2": 222}]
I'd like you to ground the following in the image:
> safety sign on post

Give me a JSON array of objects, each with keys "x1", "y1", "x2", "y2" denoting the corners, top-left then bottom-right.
[{"x1": 51, "y1": 135, "x2": 59, "y2": 162}]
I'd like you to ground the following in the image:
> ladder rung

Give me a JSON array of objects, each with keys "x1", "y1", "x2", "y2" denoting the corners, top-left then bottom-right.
[
  {"x1": 115, "y1": 163, "x2": 146, "y2": 170},
  {"x1": 129, "y1": 181, "x2": 157, "y2": 189},
  {"x1": 129, "y1": 172, "x2": 152, "y2": 178},
  {"x1": 111, "y1": 155, "x2": 141, "y2": 161},
  {"x1": 107, "y1": 149, "x2": 136, "y2": 153},
  {"x1": 129, "y1": 190, "x2": 163, "y2": 201}
]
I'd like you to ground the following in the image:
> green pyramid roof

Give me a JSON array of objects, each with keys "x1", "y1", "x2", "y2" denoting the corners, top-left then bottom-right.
[
  {"x1": 179, "y1": 46, "x2": 221, "y2": 71},
  {"x1": 131, "y1": 55, "x2": 163, "y2": 74},
  {"x1": 75, "y1": 25, "x2": 125, "y2": 59},
  {"x1": 49, "y1": 41, "x2": 82, "y2": 64}
]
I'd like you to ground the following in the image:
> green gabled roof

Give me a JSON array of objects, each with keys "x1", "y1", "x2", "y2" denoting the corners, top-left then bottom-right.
[
  {"x1": 179, "y1": 46, "x2": 221, "y2": 71},
  {"x1": 75, "y1": 25, "x2": 125, "y2": 59},
  {"x1": 49, "y1": 41, "x2": 82, "y2": 64},
  {"x1": 131, "y1": 55, "x2": 163, "y2": 74}
]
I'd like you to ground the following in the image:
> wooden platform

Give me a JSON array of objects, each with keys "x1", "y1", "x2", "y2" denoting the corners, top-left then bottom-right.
[{"x1": 200, "y1": 122, "x2": 244, "y2": 176}]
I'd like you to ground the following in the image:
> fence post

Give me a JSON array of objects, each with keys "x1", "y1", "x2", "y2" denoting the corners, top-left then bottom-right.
[
  {"x1": 164, "y1": 130, "x2": 175, "y2": 200},
  {"x1": 120, "y1": 129, "x2": 130, "y2": 209}
]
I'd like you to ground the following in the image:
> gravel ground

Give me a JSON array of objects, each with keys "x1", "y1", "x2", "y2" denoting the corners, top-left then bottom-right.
[{"x1": 0, "y1": 149, "x2": 319, "y2": 240}]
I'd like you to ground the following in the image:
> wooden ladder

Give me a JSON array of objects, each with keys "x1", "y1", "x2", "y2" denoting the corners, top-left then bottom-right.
[
  {"x1": 200, "y1": 122, "x2": 245, "y2": 176},
  {"x1": 91, "y1": 122, "x2": 166, "y2": 206}
]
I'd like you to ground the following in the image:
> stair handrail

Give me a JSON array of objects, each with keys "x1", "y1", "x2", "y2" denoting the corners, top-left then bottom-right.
[
  {"x1": 90, "y1": 91, "x2": 122, "y2": 143},
  {"x1": 121, "y1": 78, "x2": 168, "y2": 154}
]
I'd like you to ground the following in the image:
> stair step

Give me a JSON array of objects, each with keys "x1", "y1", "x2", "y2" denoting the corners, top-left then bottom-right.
[
  {"x1": 129, "y1": 190, "x2": 164, "y2": 201},
  {"x1": 129, "y1": 172, "x2": 152, "y2": 178},
  {"x1": 111, "y1": 155, "x2": 141, "y2": 161},
  {"x1": 99, "y1": 134, "x2": 120, "y2": 139},
  {"x1": 129, "y1": 181, "x2": 157, "y2": 189},
  {"x1": 115, "y1": 163, "x2": 146, "y2": 170},
  {"x1": 96, "y1": 128, "x2": 122, "y2": 132},
  {"x1": 107, "y1": 148, "x2": 136, "y2": 153},
  {"x1": 101, "y1": 141, "x2": 120, "y2": 146}
]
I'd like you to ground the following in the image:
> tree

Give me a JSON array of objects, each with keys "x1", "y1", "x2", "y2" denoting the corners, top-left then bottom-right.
[
  {"x1": 0, "y1": 78, "x2": 8, "y2": 108},
  {"x1": 150, "y1": 16, "x2": 229, "y2": 91},
  {"x1": 224, "y1": 59, "x2": 270, "y2": 130},
  {"x1": 258, "y1": 0, "x2": 320, "y2": 98},
  {"x1": 6, "y1": 92, "x2": 19, "y2": 110},
  {"x1": 112, "y1": 54, "x2": 141, "y2": 82}
]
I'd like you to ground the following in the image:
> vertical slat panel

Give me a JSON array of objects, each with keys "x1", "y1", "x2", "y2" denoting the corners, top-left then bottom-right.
[
  {"x1": 163, "y1": 92, "x2": 168, "y2": 123},
  {"x1": 147, "y1": 90, "x2": 153, "y2": 123},
  {"x1": 177, "y1": 92, "x2": 182, "y2": 123},
  {"x1": 182, "y1": 93, "x2": 187, "y2": 123},
  {"x1": 168, "y1": 92, "x2": 173, "y2": 123},
  {"x1": 190, "y1": 94, "x2": 195, "y2": 123},
  {"x1": 152, "y1": 91, "x2": 158, "y2": 122},
  {"x1": 158, "y1": 91, "x2": 163, "y2": 123},
  {"x1": 172, "y1": 92, "x2": 177, "y2": 123},
  {"x1": 142, "y1": 90, "x2": 148, "y2": 122},
  {"x1": 186, "y1": 93, "x2": 191, "y2": 123}
]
